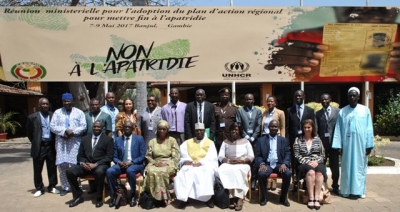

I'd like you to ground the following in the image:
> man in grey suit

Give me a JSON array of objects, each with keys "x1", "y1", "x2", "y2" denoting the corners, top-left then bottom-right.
[
  {"x1": 315, "y1": 93, "x2": 340, "y2": 194},
  {"x1": 236, "y1": 93, "x2": 262, "y2": 190}
]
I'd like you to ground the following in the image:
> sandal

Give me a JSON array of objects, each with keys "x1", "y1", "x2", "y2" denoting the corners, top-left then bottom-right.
[
  {"x1": 307, "y1": 199, "x2": 314, "y2": 210},
  {"x1": 271, "y1": 179, "x2": 277, "y2": 191},
  {"x1": 235, "y1": 199, "x2": 243, "y2": 211},
  {"x1": 229, "y1": 198, "x2": 236, "y2": 209},
  {"x1": 314, "y1": 200, "x2": 321, "y2": 210}
]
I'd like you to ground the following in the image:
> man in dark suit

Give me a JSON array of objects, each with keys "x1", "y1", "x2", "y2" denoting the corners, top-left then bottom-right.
[
  {"x1": 106, "y1": 121, "x2": 146, "y2": 208},
  {"x1": 26, "y1": 97, "x2": 59, "y2": 197},
  {"x1": 66, "y1": 121, "x2": 114, "y2": 208},
  {"x1": 286, "y1": 90, "x2": 315, "y2": 188},
  {"x1": 184, "y1": 89, "x2": 216, "y2": 140},
  {"x1": 236, "y1": 93, "x2": 262, "y2": 190},
  {"x1": 315, "y1": 93, "x2": 340, "y2": 194},
  {"x1": 256, "y1": 119, "x2": 291, "y2": 207}
]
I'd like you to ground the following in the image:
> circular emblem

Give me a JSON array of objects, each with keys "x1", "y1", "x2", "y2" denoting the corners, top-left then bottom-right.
[{"x1": 11, "y1": 62, "x2": 47, "y2": 81}]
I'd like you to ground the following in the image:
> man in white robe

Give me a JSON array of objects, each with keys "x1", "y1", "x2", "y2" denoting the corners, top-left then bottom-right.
[
  {"x1": 332, "y1": 87, "x2": 374, "y2": 199},
  {"x1": 174, "y1": 123, "x2": 218, "y2": 209}
]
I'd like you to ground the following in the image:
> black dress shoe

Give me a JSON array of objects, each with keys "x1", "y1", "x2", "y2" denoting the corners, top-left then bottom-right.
[
  {"x1": 260, "y1": 199, "x2": 267, "y2": 206},
  {"x1": 95, "y1": 201, "x2": 103, "y2": 208},
  {"x1": 69, "y1": 196, "x2": 84, "y2": 207},
  {"x1": 206, "y1": 199, "x2": 214, "y2": 208},
  {"x1": 280, "y1": 199, "x2": 290, "y2": 207},
  {"x1": 178, "y1": 201, "x2": 187, "y2": 209},
  {"x1": 130, "y1": 197, "x2": 137, "y2": 207},
  {"x1": 251, "y1": 179, "x2": 256, "y2": 191},
  {"x1": 332, "y1": 188, "x2": 340, "y2": 195},
  {"x1": 109, "y1": 196, "x2": 116, "y2": 208}
]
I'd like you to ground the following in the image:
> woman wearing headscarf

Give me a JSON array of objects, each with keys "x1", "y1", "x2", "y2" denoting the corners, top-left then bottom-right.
[{"x1": 143, "y1": 120, "x2": 180, "y2": 206}]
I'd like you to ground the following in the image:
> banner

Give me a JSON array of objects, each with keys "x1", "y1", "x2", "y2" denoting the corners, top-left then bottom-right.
[{"x1": 0, "y1": 6, "x2": 399, "y2": 82}]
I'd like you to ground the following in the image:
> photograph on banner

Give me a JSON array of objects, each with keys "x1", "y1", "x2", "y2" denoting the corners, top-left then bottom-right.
[{"x1": 0, "y1": 6, "x2": 399, "y2": 82}]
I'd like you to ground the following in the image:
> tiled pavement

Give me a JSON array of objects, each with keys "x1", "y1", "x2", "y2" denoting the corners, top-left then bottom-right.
[{"x1": 1, "y1": 138, "x2": 399, "y2": 212}]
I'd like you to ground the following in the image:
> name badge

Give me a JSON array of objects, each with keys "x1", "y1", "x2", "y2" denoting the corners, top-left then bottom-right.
[
  {"x1": 324, "y1": 133, "x2": 330, "y2": 137},
  {"x1": 220, "y1": 123, "x2": 225, "y2": 128},
  {"x1": 297, "y1": 130, "x2": 302, "y2": 135},
  {"x1": 170, "y1": 126, "x2": 176, "y2": 130},
  {"x1": 247, "y1": 129, "x2": 253, "y2": 134},
  {"x1": 148, "y1": 126, "x2": 153, "y2": 131}
]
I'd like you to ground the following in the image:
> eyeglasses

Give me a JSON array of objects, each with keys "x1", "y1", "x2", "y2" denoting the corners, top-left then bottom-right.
[{"x1": 157, "y1": 128, "x2": 168, "y2": 131}]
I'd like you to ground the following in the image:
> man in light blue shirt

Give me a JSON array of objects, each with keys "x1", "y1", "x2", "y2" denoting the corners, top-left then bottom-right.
[{"x1": 101, "y1": 92, "x2": 119, "y2": 139}]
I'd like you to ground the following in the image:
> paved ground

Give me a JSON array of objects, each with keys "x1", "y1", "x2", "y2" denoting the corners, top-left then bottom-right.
[{"x1": 1, "y1": 137, "x2": 399, "y2": 212}]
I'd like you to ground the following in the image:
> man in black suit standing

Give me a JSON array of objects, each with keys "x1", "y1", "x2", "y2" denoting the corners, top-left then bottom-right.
[
  {"x1": 315, "y1": 93, "x2": 340, "y2": 194},
  {"x1": 184, "y1": 89, "x2": 216, "y2": 140},
  {"x1": 27, "y1": 97, "x2": 60, "y2": 197},
  {"x1": 286, "y1": 90, "x2": 315, "y2": 189},
  {"x1": 66, "y1": 121, "x2": 114, "y2": 208},
  {"x1": 256, "y1": 119, "x2": 291, "y2": 207}
]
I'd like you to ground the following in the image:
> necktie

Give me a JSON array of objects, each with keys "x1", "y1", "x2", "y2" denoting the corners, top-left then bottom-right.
[
  {"x1": 172, "y1": 105, "x2": 177, "y2": 130},
  {"x1": 199, "y1": 103, "x2": 203, "y2": 123},
  {"x1": 124, "y1": 137, "x2": 130, "y2": 162},
  {"x1": 92, "y1": 137, "x2": 98, "y2": 148},
  {"x1": 297, "y1": 105, "x2": 301, "y2": 118},
  {"x1": 270, "y1": 137, "x2": 276, "y2": 169},
  {"x1": 325, "y1": 108, "x2": 330, "y2": 120}
]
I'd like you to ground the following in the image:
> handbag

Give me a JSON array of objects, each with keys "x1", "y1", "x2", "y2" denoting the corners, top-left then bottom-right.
[
  {"x1": 213, "y1": 176, "x2": 230, "y2": 209},
  {"x1": 138, "y1": 191, "x2": 155, "y2": 210}
]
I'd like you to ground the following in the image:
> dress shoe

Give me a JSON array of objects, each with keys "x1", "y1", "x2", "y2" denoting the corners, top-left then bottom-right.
[
  {"x1": 206, "y1": 199, "x2": 214, "y2": 208},
  {"x1": 69, "y1": 196, "x2": 84, "y2": 207},
  {"x1": 260, "y1": 199, "x2": 267, "y2": 206},
  {"x1": 60, "y1": 189, "x2": 70, "y2": 196},
  {"x1": 251, "y1": 179, "x2": 256, "y2": 191},
  {"x1": 130, "y1": 197, "x2": 137, "y2": 207},
  {"x1": 280, "y1": 199, "x2": 290, "y2": 207},
  {"x1": 332, "y1": 188, "x2": 340, "y2": 195},
  {"x1": 178, "y1": 201, "x2": 187, "y2": 209},
  {"x1": 49, "y1": 188, "x2": 60, "y2": 194},
  {"x1": 109, "y1": 196, "x2": 116, "y2": 208},
  {"x1": 33, "y1": 190, "x2": 44, "y2": 198},
  {"x1": 88, "y1": 189, "x2": 97, "y2": 194},
  {"x1": 95, "y1": 201, "x2": 103, "y2": 208}
]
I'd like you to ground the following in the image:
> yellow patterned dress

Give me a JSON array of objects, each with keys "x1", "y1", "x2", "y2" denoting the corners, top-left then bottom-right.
[{"x1": 143, "y1": 137, "x2": 180, "y2": 201}]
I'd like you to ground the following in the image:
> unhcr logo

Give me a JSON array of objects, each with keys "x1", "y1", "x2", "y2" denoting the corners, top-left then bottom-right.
[{"x1": 222, "y1": 61, "x2": 251, "y2": 80}]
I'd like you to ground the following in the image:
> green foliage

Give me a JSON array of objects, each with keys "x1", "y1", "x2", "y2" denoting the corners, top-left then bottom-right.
[
  {"x1": 374, "y1": 91, "x2": 400, "y2": 136},
  {"x1": 306, "y1": 102, "x2": 340, "y2": 113},
  {"x1": 0, "y1": 109, "x2": 21, "y2": 134},
  {"x1": 368, "y1": 156, "x2": 386, "y2": 166}
]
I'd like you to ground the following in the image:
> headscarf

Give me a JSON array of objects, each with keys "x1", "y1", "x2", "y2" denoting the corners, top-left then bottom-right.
[{"x1": 156, "y1": 120, "x2": 170, "y2": 135}]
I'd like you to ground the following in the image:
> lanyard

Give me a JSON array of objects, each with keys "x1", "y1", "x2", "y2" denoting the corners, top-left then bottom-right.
[
  {"x1": 91, "y1": 111, "x2": 102, "y2": 123},
  {"x1": 147, "y1": 107, "x2": 159, "y2": 124}
]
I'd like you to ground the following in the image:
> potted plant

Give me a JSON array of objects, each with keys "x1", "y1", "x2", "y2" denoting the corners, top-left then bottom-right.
[{"x1": 0, "y1": 109, "x2": 21, "y2": 142}]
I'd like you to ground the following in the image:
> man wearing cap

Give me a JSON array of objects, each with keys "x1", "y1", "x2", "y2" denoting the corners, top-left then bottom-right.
[
  {"x1": 101, "y1": 92, "x2": 119, "y2": 140},
  {"x1": 161, "y1": 88, "x2": 187, "y2": 145},
  {"x1": 214, "y1": 87, "x2": 237, "y2": 152},
  {"x1": 332, "y1": 87, "x2": 374, "y2": 199},
  {"x1": 50, "y1": 93, "x2": 87, "y2": 196},
  {"x1": 174, "y1": 123, "x2": 218, "y2": 209}
]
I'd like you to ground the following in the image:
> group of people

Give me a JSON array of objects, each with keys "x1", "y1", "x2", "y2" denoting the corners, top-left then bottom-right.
[{"x1": 26, "y1": 86, "x2": 374, "y2": 210}]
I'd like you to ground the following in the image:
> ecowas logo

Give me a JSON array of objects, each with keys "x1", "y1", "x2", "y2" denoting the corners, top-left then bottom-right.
[
  {"x1": 222, "y1": 61, "x2": 251, "y2": 80},
  {"x1": 11, "y1": 62, "x2": 47, "y2": 81}
]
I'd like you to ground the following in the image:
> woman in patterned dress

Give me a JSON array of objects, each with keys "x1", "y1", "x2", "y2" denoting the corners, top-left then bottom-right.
[
  {"x1": 294, "y1": 119, "x2": 326, "y2": 210},
  {"x1": 115, "y1": 98, "x2": 141, "y2": 136},
  {"x1": 218, "y1": 122, "x2": 254, "y2": 211},
  {"x1": 143, "y1": 120, "x2": 180, "y2": 205}
]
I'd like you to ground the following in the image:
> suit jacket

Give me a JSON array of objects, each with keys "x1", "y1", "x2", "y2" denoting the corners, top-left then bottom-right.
[
  {"x1": 261, "y1": 108, "x2": 286, "y2": 137},
  {"x1": 184, "y1": 101, "x2": 216, "y2": 140},
  {"x1": 285, "y1": 105, "x2": 315, "y2": 145},
  {"x1": 77, "y1": 133, "x2": 114, "y2": 166},
  {"x1": 255, "y1": 135, "x2": 291, "y2": 168},
  {"x1": 26, "y1": 111, "x2": 56, "y2": 158},
  {"x1": 315, "y1": 107, "x2": 339, "y2": 149},
  {"x1": 113, "y1": 134, "x2": 146, "y2": 165},
  {"x1": 236, "y1": 106, "x2": 262, "y2": 141}
]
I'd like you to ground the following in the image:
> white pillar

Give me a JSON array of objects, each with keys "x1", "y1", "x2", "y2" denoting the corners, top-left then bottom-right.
[
  {"x1": 232, "y1": 81, "x2": 236, "y2": 104},
  {"x1": 104, "y1": 81, "x2": 108, "y2": 104},
  {"x1": 365, "y1": 82, "x2": 370, "y2": 107},
  {"x1": 301, "y1": 81, "x2": 304, "y2": 91},
  {"x1": 167, "y1": 81, "x2": 171, "y2": 103}
]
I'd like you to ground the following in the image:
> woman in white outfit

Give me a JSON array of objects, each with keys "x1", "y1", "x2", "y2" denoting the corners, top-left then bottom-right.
[{"x1": 218, "y1": 123, "x2": 254, "y2": 211}]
